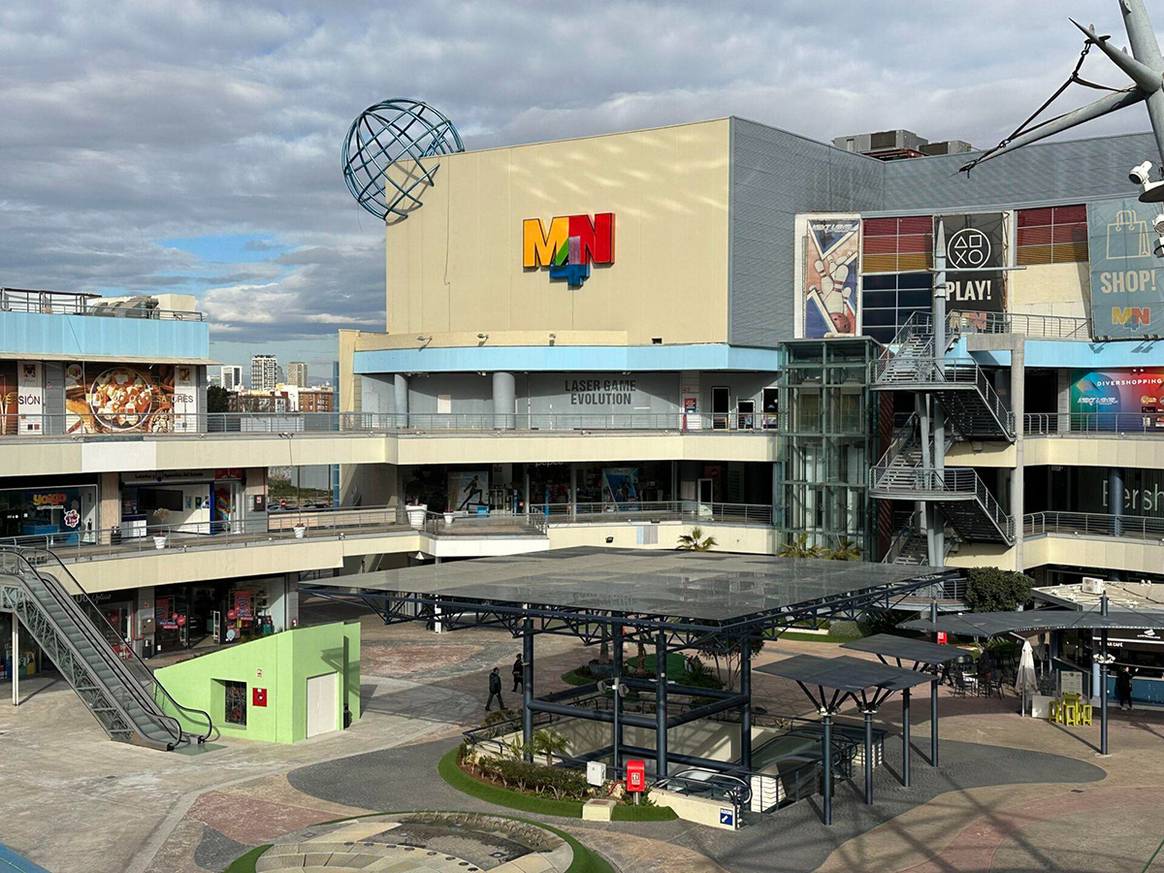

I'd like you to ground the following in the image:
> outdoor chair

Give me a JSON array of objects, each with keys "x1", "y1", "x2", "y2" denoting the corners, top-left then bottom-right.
[
  {"x1": 1077, "y1": 701, "x2": 1093, "y2": 726},
  {"x1": 1048, "y1": 699, "x2": 1061, "y2": 723},
  {"x1": 1061, "y1": 693, "x2": 1081, "y2": 726}
]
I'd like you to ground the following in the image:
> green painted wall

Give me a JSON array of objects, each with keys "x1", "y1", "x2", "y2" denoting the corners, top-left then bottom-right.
[{"x1": 155, "y1": 621, "x2": 361, "y2": 744}]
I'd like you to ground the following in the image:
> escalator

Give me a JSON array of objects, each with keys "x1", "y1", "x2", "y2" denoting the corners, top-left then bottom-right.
[{"x1": 0, "y1": 546, "x2": 213, "y2": 750}]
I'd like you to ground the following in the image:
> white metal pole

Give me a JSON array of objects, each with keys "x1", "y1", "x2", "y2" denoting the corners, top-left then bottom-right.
[{"x1": 11, "y1": 616, "x2": 19, "y2": 707}]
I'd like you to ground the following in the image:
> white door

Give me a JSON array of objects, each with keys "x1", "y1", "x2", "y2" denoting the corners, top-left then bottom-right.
[{"x1": 306, "y1": 672, "x2": 339, "y2": 738}]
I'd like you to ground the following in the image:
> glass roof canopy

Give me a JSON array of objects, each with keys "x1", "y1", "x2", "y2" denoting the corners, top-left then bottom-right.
[{"x1": 308, "y1": 547, "x2": 959, "y2": 636}]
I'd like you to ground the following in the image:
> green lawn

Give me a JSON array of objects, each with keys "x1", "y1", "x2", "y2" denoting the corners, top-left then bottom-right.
[
  {"x1": 437, "y1": 746, "x2": 675, "y2": 822},
  {"x1": 222, "y1": 844, "x2": 271, "y2": 873}
]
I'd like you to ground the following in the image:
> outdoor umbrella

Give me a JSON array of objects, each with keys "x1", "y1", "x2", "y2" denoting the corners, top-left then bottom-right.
[{"x1": 1015, "y1": 639, "x2": 1038, "y2": 717}]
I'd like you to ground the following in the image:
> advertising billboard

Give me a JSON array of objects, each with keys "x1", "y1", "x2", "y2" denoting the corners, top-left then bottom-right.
[
  {"x1": 795, "y1": 214, "x2": 860, "y2": 338},
  {"x1": 1086, "y1": 198, "x2": 1164, "y2": 338},
  {"x1": 65, "y1": 363, "x2": 199, "y2": 434},
  {"x1": 0, "y1": 361, "x2": 43, "y2": 436},
  {"x1": 1069, "y1": 368, "x2": 1164, "y2": 432},
  {"x1": 937, "y1": 213, "x2": 1006, "y2": 314}
]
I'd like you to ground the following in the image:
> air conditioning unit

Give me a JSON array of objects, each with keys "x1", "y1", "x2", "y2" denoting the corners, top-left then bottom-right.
[{"x1": 1081, "y1": 577, "x2": 1106, "y2": 595}]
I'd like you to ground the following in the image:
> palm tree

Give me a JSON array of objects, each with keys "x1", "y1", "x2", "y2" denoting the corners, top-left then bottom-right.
[
  {"x1": 828, "y1": 539, "x2": 862, "y2": 561},
  {"x1": 777, "y1": 533, "x2": 824, "y2": 558},
  {"x1": 530, "y1": 729, "x2": 569, "y2": 766},
  {"x1": 677, "y1": 526, "x2": 718, "y2": 551}
]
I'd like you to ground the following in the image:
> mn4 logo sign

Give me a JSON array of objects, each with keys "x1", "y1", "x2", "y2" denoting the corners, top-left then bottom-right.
[{"x1": 522, "y1": 213, "x2": 615, "y2": 288}]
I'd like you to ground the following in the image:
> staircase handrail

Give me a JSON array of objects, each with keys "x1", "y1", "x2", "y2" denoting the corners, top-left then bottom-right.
[
  {"x1": 868, "y1": 464, "x2": 1013, "y2": 542},
  {"x1": 0, "y1": 549, "x2": 182, "y2": 747},
  {"x1": 13, "y1": 547, "x2": 214, "y2": 743},
  {"x1": 940, "y1": 358, "x2": 1015, "y2": 437},
  {"x1": 872, "y1": 412, "x2": 920, "y2": 469}
]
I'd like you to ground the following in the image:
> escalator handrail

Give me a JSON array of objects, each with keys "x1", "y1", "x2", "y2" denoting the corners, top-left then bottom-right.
[
  {"x1": 0, "y1": 552, "x2": 173, "y2": 747},
  {"x1": 14, "y1": 546, "x2": 215, "y2": 743}
]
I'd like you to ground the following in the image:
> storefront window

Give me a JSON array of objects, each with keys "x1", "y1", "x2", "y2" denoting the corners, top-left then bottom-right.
[{"x1": 0, "y1": 484, "x2": 97, "y2": 544}]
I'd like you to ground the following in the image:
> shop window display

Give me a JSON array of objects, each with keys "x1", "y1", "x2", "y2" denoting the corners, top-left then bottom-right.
[{"x1": 223, "y1": 680, "x2": 247, "y2": 726}]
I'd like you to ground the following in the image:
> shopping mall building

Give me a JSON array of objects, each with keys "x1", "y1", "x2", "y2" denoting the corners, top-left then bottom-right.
[{"x1": 5, "y1": 115, "x2": 1164, "y2": 685}]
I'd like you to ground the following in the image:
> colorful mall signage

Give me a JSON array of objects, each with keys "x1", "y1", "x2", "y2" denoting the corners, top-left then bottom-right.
[
  {"x1": 522, "y1": 213, "x2": 615, "y2": 288},
  {"x1": 1086, "y1": 199, "x2": 1164, "y2": 337},
  {"x1": 937, "y1": 213, "x2": 1006, "y2": 313},
  {"x1": 796, "y1": 214, "x2": 861, "y2": 338},
  {"x1": 1070, "y1": 368, "x2": 1164, "y2": 432}
]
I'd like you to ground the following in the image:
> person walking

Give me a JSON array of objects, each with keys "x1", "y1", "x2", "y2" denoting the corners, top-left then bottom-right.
[
  {"x1": 512, "y1": 654, "x2": 524, "y2": 693},
  {"x1": 1116, "y1": 667, "x2": 1134, "y2": 711},
  {"x1": 486, "y1": 666, "x2": 504, "y2": 711}
]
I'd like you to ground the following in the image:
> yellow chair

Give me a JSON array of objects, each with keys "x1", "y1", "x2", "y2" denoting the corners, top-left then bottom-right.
[
  {"x1": 1078, "y1": 702, "x2": 1093, "y2": 726},
  {"x1": 1049, "y1": 699, "x2": 1061, "y2": 723},
  {"x1": 1062, "y1": 692, "x2": 1081, "y2": 726}
]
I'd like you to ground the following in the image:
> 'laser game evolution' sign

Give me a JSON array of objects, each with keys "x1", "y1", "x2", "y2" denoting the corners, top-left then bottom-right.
[
  {"x1": 937, "y1": 213, "x2": 1006, "y2": 313},
  {"x1": 1087, "y1": 199, "x2": 1164, "y2": 337},
  {"x1": 522, "y1": 213, "x2": 615, "y2": 289}
]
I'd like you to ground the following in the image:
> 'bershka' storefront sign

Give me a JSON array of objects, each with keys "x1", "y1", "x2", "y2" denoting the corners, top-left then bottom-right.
[
  {"x1": 522, "y1": 213, "x2": 615, "y2": 288},
  {"x1": 937, "y1": 213, "x2": 1006, "y2": 313}
]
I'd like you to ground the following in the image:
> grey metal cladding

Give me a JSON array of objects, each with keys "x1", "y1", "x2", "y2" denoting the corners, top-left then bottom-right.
[
  {"x1": 882, "y1": 132, "x2": 1158, "y2": 211},
  {"x1": 728, "y1": 118, "x2": 884, "y2": 348}
]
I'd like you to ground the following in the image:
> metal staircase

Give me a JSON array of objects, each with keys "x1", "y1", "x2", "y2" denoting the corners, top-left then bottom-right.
[
  {"x1": 0, "y1": 547, "x2": 212, "y2": 750},
  {"x1": 870, "y1": 316, "x2": 1017, "y2": 549},
  {"x1": 873, "y1": 313, "x2": 1015, "y2": 440}
]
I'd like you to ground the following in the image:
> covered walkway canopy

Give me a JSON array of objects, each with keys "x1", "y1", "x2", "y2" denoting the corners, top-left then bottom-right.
[
  {"x1": 757, "y1": 654, "x2": 934, "y2": 822},
  {"x1": 305, "y1": 547, "x2": 958, "y2": 780},
  {"x1": 901, "y1": 602, "x2": 1164, "y2": 755}
]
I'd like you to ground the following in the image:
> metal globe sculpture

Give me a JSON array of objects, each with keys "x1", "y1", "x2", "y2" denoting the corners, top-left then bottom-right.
[{"x1": 342, "y1": 99, "x2": 464, "y2": 222}]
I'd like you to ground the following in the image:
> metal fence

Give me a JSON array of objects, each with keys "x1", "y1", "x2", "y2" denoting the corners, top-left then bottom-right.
[
  {"x1": 4, "y1": 410, "x2": 785, "y2": 438},
  {"x1": 1024, "y1": 511, "x2": 1164, "y2": 541},
  {"x1": 527, "y1": 501, "x2": 774, "y2": 527},
  {"x1": 0, "y1": 287, "x2": 204, "y2": 321},
  {"x1": 1025, "y1": 412, "x2": 1164, "y2": 436},
  {"x1": 947, "y1": 310, "x2": 1091, "y2": 340}
]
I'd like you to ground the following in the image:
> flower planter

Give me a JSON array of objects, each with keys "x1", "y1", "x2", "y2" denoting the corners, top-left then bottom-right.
[
  {"x1": 153, "y1": 535, "x2": 167, "y2": 550},
  {"x1": 406, "y1": 504, "x2": 427, "y2": 529},
  {"x1": 293, "y1": 525, "x2": 306, "y2": 539}
]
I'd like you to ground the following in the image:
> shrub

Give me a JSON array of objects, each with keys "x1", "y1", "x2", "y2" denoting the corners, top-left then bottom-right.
[
  {"x1": 470, "y1": 756, "x2": 591, "y2": 801},
  {"x1": 964, "y1": 567, "x2": 1033, "y2": 612}
]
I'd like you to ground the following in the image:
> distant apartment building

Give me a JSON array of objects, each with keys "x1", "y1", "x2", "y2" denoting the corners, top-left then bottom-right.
[
  {"x1": 220, "y1": 364, "x2": 243, "y2": 391},
  {"x1": 287, "y1": 361, "x2": 308, "y2": 387},
  {"x1": 250, "y1": 354, "x2": 277, "y2": 391}
]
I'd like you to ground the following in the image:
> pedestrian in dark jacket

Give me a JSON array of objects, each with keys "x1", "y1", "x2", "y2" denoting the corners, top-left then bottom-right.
[
  {"x1": 1116, "y1": 667, "x2": 1134, "y2": 710},
  {"x1": 486, "y1": 667, "x2": 504, "y2": 711},
  {"x1": 512, "y1": 655, "x2": 524, "y2": 692}
]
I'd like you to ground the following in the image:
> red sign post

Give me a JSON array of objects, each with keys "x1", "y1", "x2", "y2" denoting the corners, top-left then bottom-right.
[{"x1": 625, "y1": 759, "x2": 646, "y2": 793}]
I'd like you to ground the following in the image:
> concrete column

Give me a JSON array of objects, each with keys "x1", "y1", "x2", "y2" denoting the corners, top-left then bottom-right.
[
  {"x1": 1010, "y1": 341, "x2": 1025, "y2": 570},
  {"x1": 569, "y1": 464, "x2": 577, "y2": 519},
  {"x1": 98, "y1": 471, "x2": 120, "y2": 544},
  {"x1": 1056, "y1": 369, "x2": 1072, "y2": 434},
  {"x1": 393, "y1": 373, "x2": 409, "y2": 427},
  {"x1": 11, "y1": 616, "x2": 18, "y2": 706},
  {"x1": 492, "y1": 371, "x2": 515, "y2": 430},
  {"x1": 244, "y1": 468, "x2": 267, "y2": 534}
]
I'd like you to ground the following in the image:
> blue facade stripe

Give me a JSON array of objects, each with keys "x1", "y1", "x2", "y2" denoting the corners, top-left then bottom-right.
[
  {"x1": 952, "y1": 336, "x2": 1164, "y2": 369},
  {"x1": 354, "y1": 343, "x2": 782, "y2": 375},
  {"x1": 0, "y1": 312, "x2": 210, "y2": 361}
]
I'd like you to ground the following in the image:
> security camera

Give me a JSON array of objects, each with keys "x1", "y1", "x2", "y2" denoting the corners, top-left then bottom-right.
[
  {"x1": 1131, "y1": 160, "x2": 1154, "y2": 185},
  {"x1": 1155, "y1": 235, "x2": 1164, "y2": 258},
  {"x1": 1154, "y1": 214, "x2": 1164, "y2": 235}
]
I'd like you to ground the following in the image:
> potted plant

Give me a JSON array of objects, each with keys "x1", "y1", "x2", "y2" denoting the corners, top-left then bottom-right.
[
  {"x1": 151, "y1": 508, "x2": 170, "y2": 549},
  {"x1": 292, "y1": 523, "x2": 306, "y2": 539},
  {"x1": 405, "y1": 497, "x2": 427, "y2": 529}
]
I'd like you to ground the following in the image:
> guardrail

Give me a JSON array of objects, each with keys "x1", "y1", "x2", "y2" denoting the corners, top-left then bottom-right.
[
  {"x1": 1024, "y1": 511, "x2": 1164, "y2": 541},
  {"x1": 0, "y1": 504, "x2": 412, "y2": 560},
  {"x1": 947, "y1": 310, "x2": 1091, "y2": 340},
  {"x1": 527, "y1": 500, "x2": 774, "y2": 526},
  {"x1": 0, "y1": 287, "x2": 204, "y2": 321},
  {"x1": 870, "y1": 465, "x2": 1012, "y2": 539},
  {"x1": 1, "y1": 410, "x2": 785, "y2": 438},
  {"x1": 1025, "y1": 412, "x2": 1164, "y2": 436}
]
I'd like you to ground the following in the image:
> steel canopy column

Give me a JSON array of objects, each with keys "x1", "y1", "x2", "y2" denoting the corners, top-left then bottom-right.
[
  {"x1": 821, "y1": 711, "x2": 833, "y2": 825},
  {"x1": 522, "y1": 617, "x2": 534, "y2": 762},
  {"x1": 612, "y1": 623, "x2": 623, "y2": 770},
  {"x1": 863, "y1": 709, "x2": 874, "y2": 805},
  {"x1": 10, "y1": 616, "x2": 18, "y2": 706},
  {"x1": 930, "y1": 601, "x2": 940, "y2": 767},
  {"x1": 655, "y1": 629, "x2": 668, "y2": 777},
  {"x1": 740, "y1": 636, "x2": 753, "y2": 770},
  {"x1": 901, "y1": 688, "x2": 911, "y2": 787},
  {"x1": 1100, "y1": 594, "x2": 1110, "y2": 755}
]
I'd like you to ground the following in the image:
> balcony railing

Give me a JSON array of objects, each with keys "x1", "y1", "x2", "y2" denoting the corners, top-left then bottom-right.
[
  {"x1": 947, "y1": 310, "x2": 1091, "y2": 340},
  {"x1": 1024, "y1": 511, "x2": 1164, "y2": 541},
  {"x1": 528, "y1": 500, "x2": 774, "y2": 526},
  {"x1": 2, "y1": 411, "x2": 781, "y2": 438},
  {"x1": 1025, "y1": 412, "x2": 1164, "y2": 436},
  {"x1": 0, "y1": 287, "x2": 204, "y2": 321}
]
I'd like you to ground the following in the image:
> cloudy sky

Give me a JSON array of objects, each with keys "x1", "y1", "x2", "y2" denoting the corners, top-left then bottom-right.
[{"x1": 1, "y1": 1, "x2": 1156, "y2": 377}]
